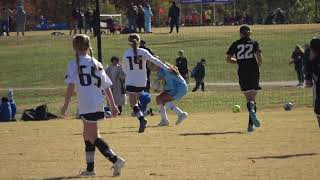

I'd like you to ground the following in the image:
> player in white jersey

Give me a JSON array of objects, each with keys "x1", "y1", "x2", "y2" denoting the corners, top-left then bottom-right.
[
  {"x1": 60, "y1": 34, "x2": 125, "y2": 177},
  {"x1": 122, "y1": 34, "x2": 171, "y2": 133}
]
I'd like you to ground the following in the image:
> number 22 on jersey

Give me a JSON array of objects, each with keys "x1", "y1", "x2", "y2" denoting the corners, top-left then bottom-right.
[
  {"x1": 127, "y1": 56, "x2": 143, "y2": 70},
  {"x1": 237, "y1": 44, "x2": 254, "y2": 60}
]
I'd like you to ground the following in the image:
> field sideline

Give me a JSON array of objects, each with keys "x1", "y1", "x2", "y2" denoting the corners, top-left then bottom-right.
[{"x1": 0, "y1": 109, "x2": 319, "y2": 179}]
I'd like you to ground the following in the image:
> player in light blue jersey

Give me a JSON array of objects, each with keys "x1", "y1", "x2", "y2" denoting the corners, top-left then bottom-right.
[{"x1": 147, "y1": 61, "x2": 188, "y2": 126}]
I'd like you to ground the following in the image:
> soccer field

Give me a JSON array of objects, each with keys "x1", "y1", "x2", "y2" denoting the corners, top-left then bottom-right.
[
  {"x1": 0, "y1": 110, "x2": 319, "y2": 179},
  {"x1": 0, "y1": 25, "x2": 319, "y2": 179},
  {"x1": 0, "y1": 24, "x2": 319, "y2": 88}
]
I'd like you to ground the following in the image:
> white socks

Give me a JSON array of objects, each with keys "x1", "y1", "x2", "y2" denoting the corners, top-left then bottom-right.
[
  {"x1": 166, "y1": 102, "x2": 183, "y2": 115},
  {"x1": 157, "y1": 105, "x2": 168, "y2": 120}
]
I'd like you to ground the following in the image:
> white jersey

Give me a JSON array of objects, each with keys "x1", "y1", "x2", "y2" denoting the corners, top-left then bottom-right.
[
  {"x1": 65, "y1": 55, "x2": 112, "y2": 115},
  {"x1": 122, "y1": 48, "x2": 169, "y2": 87}
]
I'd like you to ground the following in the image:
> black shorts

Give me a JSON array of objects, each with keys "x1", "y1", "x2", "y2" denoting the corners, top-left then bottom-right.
[
  {"x1": 126, "y1": 85, "x2": 146, "y2": 93},
  {"x1": 80, "y1": 112, "x2": 105, "y2": 122},
  {"x1": 238, "y1": 72, "x2": 261, "y2": 91}
]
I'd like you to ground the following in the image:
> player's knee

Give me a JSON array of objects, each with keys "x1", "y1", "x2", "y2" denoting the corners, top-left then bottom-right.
[
  {"x1": 85, "y1": 141, "x2": 95, "y2": 151},
  {"x1": 133, "y1": 105, "x2": 140, "y2": 114},
  {"x1": 156, "y1": 96, "x2": 162, "y2": 105}
]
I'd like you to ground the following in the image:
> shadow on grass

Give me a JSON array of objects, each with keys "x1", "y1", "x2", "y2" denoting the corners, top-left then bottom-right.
[
  {"x1": 179, "y1": 131, "x2": 244, "y2": 136},
  {"x1": 42, "y1": 175, "x2": 108, "y2": 180},
  {"x1": 72, "y1": 130, "x2": 138, "y2": 136},
  {"x1": 248, "y1": 153, "x2": 318, "y2": 160},
  {"x1": 151, "y1": 38, "x2": 209, "y2": 46}
]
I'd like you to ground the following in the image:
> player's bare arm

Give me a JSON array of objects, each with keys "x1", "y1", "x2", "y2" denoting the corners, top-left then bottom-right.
[
  {"x1": 60, "y1": 83, "x2": 75, "y2": 117},
  {"x1": 226, "y1": 54, "x2": 237, "y2": 64}
]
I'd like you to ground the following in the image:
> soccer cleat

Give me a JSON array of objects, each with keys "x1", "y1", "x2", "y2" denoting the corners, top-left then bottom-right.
[
  {"x1": 79, "y1": 170, "x2": 96, "y2": 177},
  {"x1": 157, "y1": 119, "x2": 170, "y2": 127},
  {"x1": 112, "y1": 157, "x2": 125, "y2": 177},
  {"x1": 176, "y1": 112, "x2": 188, "y2": 125},
  {"x1": 249, "y1": 111, "x2": 260, "y2": 127},
  {"x1": 138, "y1": 119, "x2": 148, "y2": 133},
  {"x1": 247, "y1": 125, "x2": 255, "y2": 132}
]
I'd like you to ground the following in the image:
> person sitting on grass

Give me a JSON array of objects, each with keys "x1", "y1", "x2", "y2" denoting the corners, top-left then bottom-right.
[
  {"x1": 147, "y1": 61, "x2": 188, "y2": 127},
  {"x1": 0, "y1": 89, "x2": 16, "y2": 122},
  {"x1": 191, "y1": 59, "x2": 206, "y2": 92}
]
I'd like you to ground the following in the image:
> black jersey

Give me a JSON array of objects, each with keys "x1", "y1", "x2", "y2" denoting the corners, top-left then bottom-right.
[
  {"x1": 227, "y1": 37, "x2": 261, "y2": 73},
  {"x1": 227, "y1": 37, "x2": 262, "y2": 91}
]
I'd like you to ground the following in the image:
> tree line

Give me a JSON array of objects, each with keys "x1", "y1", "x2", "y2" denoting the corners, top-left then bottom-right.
[{"x1": 1, "y1": 0, "x2": 319, "y2": 24}]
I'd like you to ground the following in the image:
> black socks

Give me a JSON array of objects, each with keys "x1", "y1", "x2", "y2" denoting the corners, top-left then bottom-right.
[
  {"x1": 85, "y1": 141, "x2": 95, "y2": 172},
  {"x1": 94, "y1": 138, "x2": 118, "y2": 163}
]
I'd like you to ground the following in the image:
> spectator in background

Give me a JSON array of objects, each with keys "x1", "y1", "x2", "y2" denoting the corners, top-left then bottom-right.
[
  {"x1": 85, "y1": 9, "x2": 94, "y2": 34},
  {"x1": 106, "y1": 56, "x2": 126, "y2": 115},
  {"x1": 77, "y1": 10, "x2": 84, "y2": 34},
  {"x1": 92, "y1": 9, "x2": 99, "y2": 37},
  {"x1": 144, "y1": 3, "x2": 153, "y2": 33},
  {"x1": 168, "y1": 1, "x2": 180, "y2": 34},
  {"x1": 203, "y1": 10, "x2": 211, "y2": 25},
  {"x1": 16, "y1": 6, "x2": 26, "y2": 36},
  {"x1": 140, "y1": 40, "x2": 154, "y2": 92},
  {"x1": 176, "y1": 50, "x2": 189, "y2": 84},
  {"x1": 136, "y1": 5, "x2": 145, "y2": 33},
  {"x1": 127, "y1": 3, "x2": 138, "y2": 33},
  {"x1": 191, "y1": 59, "x2": 206, "y2": 92},
  {"x1": 36, "y1": 15, "x2": 48, "y2": 30},
  {"x1": 69, "y1": 8, "x2": 79, "y2": 35},
  {"x1": 289, "y1": 45, "x2": 305, "y2": 86},
  {"x1": 0, "y1": 7, "x2": 13, "y2": 36},
  {"x1": 303, "y1": 43, "x2": 311, "y2": 79}
]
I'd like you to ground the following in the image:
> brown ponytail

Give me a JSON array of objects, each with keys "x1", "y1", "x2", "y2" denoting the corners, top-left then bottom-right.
[
  {"x1": 128, "y1": 33, "x2": 140, "y2": 57},
  {"x1": 76, "y1": 52, "x2": 80, "y2": 73},
  {"x1": 73, "y1": 34, "x2": 94, "y2": 73}
]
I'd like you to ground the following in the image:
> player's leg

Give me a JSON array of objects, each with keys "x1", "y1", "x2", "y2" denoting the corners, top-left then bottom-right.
[
  {"x1": 175, "y1": 20, "x2": 179, "y2": 33},
  {"x1": 128, "y1": 92, "x2": 147, "y2": 133},
  {"x1": 81, "y1": 121, "x2": 97, "y2": 176},
  {"x1": 170, "y1": 19, "x2": 174, "y2": 33},
  {"x1": 314, "y1": 79, "x2": 320, "y2": 128},
  {"x1": 83, "y1": 118, "x2": 125, "y2": 176},
  {"x1": 165, "y1": 86, "x2": 188, "y2": 125},
  {"x1": 201, "y1": 81, "x2": 205, "y2": 91},
  {"x1": 192, "y1": 80, "x2": 200, "y2": 92},
  {"x1": 156, "y1": 91, "x2": 174, "y2": 126},
  {"x1": 244, "y1": 90, "x2": 260, "y2": 128}
]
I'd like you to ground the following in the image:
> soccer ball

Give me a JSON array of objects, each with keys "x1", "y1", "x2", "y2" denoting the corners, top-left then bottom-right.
[
  {"x1": 232, "y1": 105, "x2": 241, "y2": 113},
  {"x1": 284, "y1": 102, "x2": 293, "y2": 111}
]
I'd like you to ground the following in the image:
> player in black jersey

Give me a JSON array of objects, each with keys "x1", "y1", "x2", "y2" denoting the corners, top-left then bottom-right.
[
  {"x1": 305, "y1": 37, "x2": 320, "y2": 128},
  {"x1": 226, "y1": 25, "x2": 263, "y2": 132}
]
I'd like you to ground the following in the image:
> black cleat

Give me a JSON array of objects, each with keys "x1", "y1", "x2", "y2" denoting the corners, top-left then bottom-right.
[{"x1": 138, "y1": 119, "x2": 148, "y2": 133}]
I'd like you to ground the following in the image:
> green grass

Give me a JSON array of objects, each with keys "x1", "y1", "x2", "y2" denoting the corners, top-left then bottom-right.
[
  {"x1": 0, "y1": 25, "x2": 319, "y2": 88},
  {"x1": 0, "y1": 85, "x2": 312, "y2": 119},
  {"x1": 0, "y1": 110, "x2": 319, "y2": 179},
  {"x1": 0, "y1": 25, "x2": 318, "y2": 115}
]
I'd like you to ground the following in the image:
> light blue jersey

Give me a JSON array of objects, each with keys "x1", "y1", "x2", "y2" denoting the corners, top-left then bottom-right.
[{"x1": 158, "y1": 69, "x2": 188, "y2": 100}]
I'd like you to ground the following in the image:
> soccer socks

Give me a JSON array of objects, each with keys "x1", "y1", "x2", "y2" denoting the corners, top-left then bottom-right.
[
  {"x1": 166, "y1": 102, "x2": 183, "y2": 115},
  {"x1": 94, "y1": 138, "x2": 118, "y2": 164},
  {"x1": 85, "y1": 141, "x2": 95, "y2": 172},
  {"x1": 158, "y1": 104, "x2": 168, "y2": 120},
  {"x1": 246, "y1": 101, "x2": 256, "y2": 112},
  {"x1": 133, "y1": 106, "x2": 145, "y2": 121}
]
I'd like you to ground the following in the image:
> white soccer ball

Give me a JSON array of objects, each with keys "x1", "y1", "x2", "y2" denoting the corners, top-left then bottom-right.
[{"x1": 284, "y1": 102, "x2": 293, "y2": 111}]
